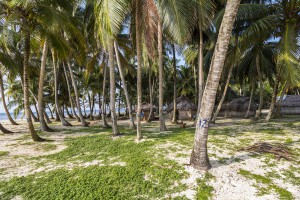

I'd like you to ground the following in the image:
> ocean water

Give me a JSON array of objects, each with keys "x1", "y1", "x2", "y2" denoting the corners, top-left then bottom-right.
[{"x1": 0, "y1": 112, "x2": 30, "y2": 121}]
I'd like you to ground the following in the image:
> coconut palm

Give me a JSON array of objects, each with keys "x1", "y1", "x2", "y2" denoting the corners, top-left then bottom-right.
[
  {"x1": 0, "y1": 68, "x2": 19, "y2": 126},
  {"x1": 114, "y1": 41, "x2": 136, "y2": 129},
  {"x1": 190, "y1": 0, "x2": 241, "y2": 170}
]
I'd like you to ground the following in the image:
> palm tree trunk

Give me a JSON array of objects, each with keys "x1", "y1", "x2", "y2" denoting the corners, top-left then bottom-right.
[
  {"x1": 158, "y1": 19, "x2": 167, "y2": 131},
  {"x1": 190, "y1": 0, "x2": 240, "y2": 170},
  {"x1": 114, "y1": 41, "x2": 136, "y2": 129},
  {"x1": 195, "y1": 29, "x2": 204, "y2": 125},
  {"x1": 63, "y1": 63, "x2": 80, "y2": 122},
  {"x1": 82, "y1": 97, "x2": 87, "y2": 117},
  {"x1": 30, "y1": 108, "x2": 39, "y2": 122},
  {"x1": 274, "y1": 82, "x2": 288, "y2": 117},
  {"x1": 266, "y1": 73, "x2": 280, "y2": 122},
  {"x1": 65, "y1": 106, "x2": 73, "y2": 119},
  {"x1": 255, "y1": 54, "x2": 264, "y2": 119},
  {"x1": 245, "y1": 80, "x2": 255, "y2": 118},
  {"x1": 37, "y1": 40, "x2": 53, "y2": 132},
  {"x1": 0, "y1": 71, "x2": 18, "y2": 125},
  {"x1": 91, "y1": 94, "x2": 95, "y2": 119},
  {"x1": 0, "y1": 122, "x2": 13, "y2": 134},
  {"x1": 23, "y1": 29, "x2": 44, "y2": 141},
  {"x1": 101, "y1": 57, "x2": 110, "y2": 128},
  {"x1": 108, "y1": 38, "x2": 119, "y2": 136},
  {"x1": 211, "y1": 64, "x2": 234, "y2": 123},
  {"x1": 171, "y1": 44, "x2": 178, "y2": 124},
  {"x1": 44, "y1": 111, "x2": 52, "y2": 124},
  {"x1": 52, "y1": 52, "x2": 72, "y2": 127},
  {"x1": 193, "y1": 63, "x2": 198, "y2": 105},
  {"x1": 47, "y1": 104, "x2": 54, "y2": 119},
  {"x1": 98, "y1": 93, "x2": 102, "y2": 118},
  {"x1": 67, "y1": 60, "x2": 88, "y2": 127},
  {"x1": 147, "y1": 66, "x2": 154, "y2": 122},
  {"x1": 54, "y1": 108, "x2": 60, "y2": 121},
  {"x1": 136, "y1": 0, "x2": 143, "y2": 140},
  {"x1": 108, "y1": 39, "x2": 119, "y2": 136},
  {"x1": 88, "y1": 93, "x2": 93, "y2": 120}
]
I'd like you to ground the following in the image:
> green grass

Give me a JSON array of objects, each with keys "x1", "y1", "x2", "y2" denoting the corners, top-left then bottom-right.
[
  {"x1": 196, "y1": 172, "x2": 215, "y2": 200},
  {"x1": 35, "y1": 143, "x2": 58, "y2": 151},
  {"x1": 0, "y1": 151, "x2": 9, "y2": 157},
  {"x1": 1, "y1": 120, "x2": 299, "y2": 200},
  {"x1": 239, "y1": 169, "x2": 294, "y2": 200},
  {"x1": 0, "y1": 128, "x2": 189, "y2": 200}
]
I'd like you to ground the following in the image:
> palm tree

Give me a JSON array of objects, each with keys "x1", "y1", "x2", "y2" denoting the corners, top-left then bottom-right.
[
  {"x1": 0, "y1": 71, "x2": 18, "y2": 125},
  {"x1": 157, "y1": 18, "x2": 168, "y2": 131},
  {"x1": 0, "y1": 122, "x2": 13, "y2": 134},
  {"x1": 24, "y1": 28, "x2": 44, "y2": 141},
  {"x1": 135, "y1": 0, "x2": 143, "y2": 140},
  {"x1": 52, "y1": 51, "x2": 72, "y2": 127},
  {"x1": 37, "y1": 41, "x2": 53, "y2": 132},
  {"x1": 108, "y1": 39, "x2": 120, "y2": 136},
  {"x1": 63, "y1": 63, "x2": 80, "y2": 121},
  {"x1": 190, "y1": 0, "x2": 241, "y2": 170},
  {"x1": 67, "y1": 60, "x2": 89, "y2": 127},
  {"x1": 101, "y1": 56, "x2": 110, "y2": 128},
  {"x1": 114, "y1": 41, "x2": 136, "y2": 129},
  {"x1": 171, "y1": 44, "x2": 178, "y2": 124}
]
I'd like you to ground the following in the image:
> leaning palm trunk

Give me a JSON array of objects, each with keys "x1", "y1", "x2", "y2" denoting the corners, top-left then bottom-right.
[
  {"x1": 255, "y1": 54, "x2": 264, "y2": 119},
  {"x1": 47, "y1": 104, "x2": 54, "y2": 119},
  {"x1": 190, "y1": 0, "x2": 240, "y2": 170},
  {"x1": 136, "y1": 0, "x2": 143, "y2": 140},
  {"x1": 195, "y1": 28, "x2": 205, "y2": 125},
  {"x1": 63, "y1": 63, "x2": 80, "y2": 122},
  {"x1": 266, "y1": 73, "x2": 280, "y2": 122},
  {"x1": 67, "y1": 60, "x2": 88, "y2": 127},
  {"x1": 30, "y1": 108, "x2": 39, "y2": 122},
  {"x1": 171, "y1": 44, "x2": 177, "y2": 124},
  {"x1": 37, "y1": 41, "x2": 53, "y2": 132},
  {"x1": 211, "y1": 64, "x2": 234, "y2": 123},
  {"x1": 108, "y1": 39, "x2": 119, "y2": 136},
  {"x1": 0, "y1": 71, "x2": 18, "y2": 125},
  {"x1": 245, "y1": 80, "x2": 255, "y2": 118},
  {"x1": 114, "y1": 42, "x2": 136, "y2": 129},
  {"x1": 52, "y1": 52, "x2": 72, "y2": 127},
  {"x1": 23, "y1": 29, "x2": 44, "y2": 141},
  {"x1": 0, "y1": 122, "x2": 13, "y2": 134},
  {"x1": 44, "y1": 111, "x2": 52, "y2": 124},
  {"x1": 101, "y1": 57, "x2": 110, "y2": 128},
  {"x1": 274, "y1": 82, "x2": 289, "y2": 117},
  {"x1": 158, "y1": 19, "x2": 167, "y2": 131}
]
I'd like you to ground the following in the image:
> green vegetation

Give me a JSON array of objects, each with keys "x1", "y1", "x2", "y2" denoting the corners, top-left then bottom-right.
[
  {"x1": 239, "y1": 169, "x2": 294, "y2": 200},
  {"x1": 0, "y1": 151, "x2": 8, "y2": 157},
  {"x1": 196, "y1": 172, "x2": 215, "y2": 200},
  {"x1": 0, "y1": 130, "x2": 189, "y2": 200}
]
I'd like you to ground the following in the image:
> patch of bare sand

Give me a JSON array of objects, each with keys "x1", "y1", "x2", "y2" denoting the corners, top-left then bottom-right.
[{"x1": 154, "y1": 127, "x2": 300, "y2": 200}]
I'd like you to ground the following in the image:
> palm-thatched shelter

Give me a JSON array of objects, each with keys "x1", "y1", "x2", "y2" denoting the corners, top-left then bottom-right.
[
  {"x1": 278, "y1": 95, "x2": 300, "y2": 115},
  {"x1": 140, "y1": 103, "x2": 156, "y2": 121},
  {"x1": 218, "y1": 97, "x2": 258, "y2": 117},
  {"x1": 166, "y1": 96, "x2": 197, "y2": 120}
]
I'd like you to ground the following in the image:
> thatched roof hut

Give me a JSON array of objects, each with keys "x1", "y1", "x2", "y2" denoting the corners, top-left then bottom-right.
[
  {"x1": 166, "y1": 96, "x2": 197, "y2": 112},
  {"x1": 279, "y1": 95, "x2": 300, "y2": 115},
  {"x1": 219, "y1": 97, "x2": 258, "y2": 117},
  {"x1": 141, "y1": 103, "x2": 156, "y2": 112},
  {"x1": 166, "y1": 96, "x2": 197, "y2": 120},
  {"x1": 138, "y1": 103, "x2": 156, "y2": 121}
]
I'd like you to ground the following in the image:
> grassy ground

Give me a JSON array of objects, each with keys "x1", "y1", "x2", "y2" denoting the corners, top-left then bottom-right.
[{"x1": 0, "y1": 116, "x2": 299, "y2": 200}]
